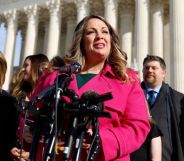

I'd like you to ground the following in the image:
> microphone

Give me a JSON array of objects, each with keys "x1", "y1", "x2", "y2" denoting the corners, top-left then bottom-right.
[
  {"x1": 63, "y1": 117, "x2": 78, "y2": 160},
  {"x1": 31, "y1": 62, "x2": 81, "y2": 104},
  {"x1": 59, "y1": 62, "x2": 81, "y2": 74},
  {"x1": 30, "y1": 84, "x2": 56, "y2": 106},
  {"x1": 81, "y1": 90, "x2": 113, "y2": 106},
  {"x1": 62, "y1": 90, "x2": 113, "y2": 118},
  {"x1": 62, "y1": 91, "x2": 112, "y2": 160}
]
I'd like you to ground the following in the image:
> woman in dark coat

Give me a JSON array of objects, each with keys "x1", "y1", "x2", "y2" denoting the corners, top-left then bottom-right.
[{"x1": 0, "y1": 52, "x2": 18, "y2": 161}]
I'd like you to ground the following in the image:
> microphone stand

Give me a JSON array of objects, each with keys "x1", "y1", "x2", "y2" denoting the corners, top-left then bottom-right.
[
  {"x1": 24, "y1": 63, "x2": 81, "y2": 161},
  {"x1": 27, "y1": 62, "x2": 112, "y2": 161},
  {"x1": 43, "y1": 73, "x2": 76, "y2": 161},
  {"x1": 72, "y1": 122, "x2": 87, "y2": 161},
  {"x1": 61, "y1": 95, "x2": 112, "y2": 161},
  {"x1": 28, "y1": 109, "x2": 48, "y2": 161}
]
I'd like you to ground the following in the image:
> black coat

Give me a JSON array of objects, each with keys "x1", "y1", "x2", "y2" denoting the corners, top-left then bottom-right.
[
  {"x1": 0, "y1": 90, "x2": 18, "y2": 161},
  {"x1": 141, "y1": 82, "x2": 184, "y2": 161}
]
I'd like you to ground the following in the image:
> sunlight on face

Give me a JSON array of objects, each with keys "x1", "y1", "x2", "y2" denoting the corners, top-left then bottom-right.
[
  {"x1": 22, "y1": 58, "x2": 32, "y2": 80},
  {"x1": 83, "y1": 18, "x2": 111, "y2": 64},
  {"x1": 143, "y1": 61, "x2": 166, "y2": 88}
]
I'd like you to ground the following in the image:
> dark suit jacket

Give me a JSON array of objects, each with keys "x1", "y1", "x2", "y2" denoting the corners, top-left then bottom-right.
[
  {"x1": 0, "y1": 90, "x2": 18, "y2": 161},
  {"x1": 141, "y1": 82, "x2": 184, "y2": 161}
]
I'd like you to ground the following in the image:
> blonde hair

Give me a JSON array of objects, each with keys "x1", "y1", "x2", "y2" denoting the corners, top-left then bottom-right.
[
  {"x1": 9, "y1": 68, "x2": 26, "y2": 100},
  {"x1": 0, "y1": 52, "x2": 7, "y2": 89},
  {"x1": 65, "y1": 15, "x2": 129, "y2": 81}
]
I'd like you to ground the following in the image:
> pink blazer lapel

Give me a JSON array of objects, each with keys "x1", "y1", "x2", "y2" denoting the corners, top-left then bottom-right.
[{"x1": 68, "y1": 74, "x2": 124, "y2": 113}]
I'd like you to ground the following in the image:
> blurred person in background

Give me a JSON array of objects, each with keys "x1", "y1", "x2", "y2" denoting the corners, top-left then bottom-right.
[
  {"x1": 10, "y1": 53, "x2": 49, "y2": 161},
  {"x1": 141, "y1": 55, "x2": 184, "y2": 161},
  {"x1": 0, "y1": 51, "x2": 18, "y2": 161}
]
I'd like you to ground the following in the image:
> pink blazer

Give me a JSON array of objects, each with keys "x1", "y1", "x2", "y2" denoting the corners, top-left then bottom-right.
[{"x1": 31, "y1": 64, "x2": 150, "y2": 161}]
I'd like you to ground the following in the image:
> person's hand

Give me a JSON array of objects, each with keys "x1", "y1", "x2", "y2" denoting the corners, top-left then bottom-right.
[
  {"x1": 23, "y1": 125, "x2": 33, "y2": 143},
  {"x1": 83, "y1": 128, "x2": 93, "y2": 149},
  {"x1": 83, "y1": 140, "x2": 91, "y2": 149},
  {"x1": 11, "y1": 147, "x2": 20, "y2": 158},
  {"x1": 20, "y1": 150, "x2": 29, "y2": 161},
  {"x1": 11, "y1": 147, "x2": 29, "y2": 161}
]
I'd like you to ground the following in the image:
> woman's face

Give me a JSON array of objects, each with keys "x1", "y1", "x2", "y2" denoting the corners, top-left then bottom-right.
[
  {"x1": 83, "y1": 18, "x2": 111, "y2": 64},
  {"x1": 22, "y1": 58, "x2": 32, "y2": 80}
]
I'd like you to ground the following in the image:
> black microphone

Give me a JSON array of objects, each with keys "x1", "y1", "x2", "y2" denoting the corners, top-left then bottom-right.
[
  {"x1": 81, "y1": 90, "x2": 113, "y2": 107},
  {"x1": 31, "y1": 84, "x2": 56, "y2": 105},
  {"x1": 59, "y1": 62, "x2": 81, "y2": 74},
  {"x1": 62, "y1": 91, "x2": 113, "y2": 118},
  {"x1": 63, "y1": 117, "x2": 78, "y2": 161}
]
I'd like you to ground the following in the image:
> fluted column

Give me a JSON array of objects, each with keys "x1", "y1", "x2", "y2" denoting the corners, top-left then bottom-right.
[
  {"x1": 163, "y1": 5, "x2": 170, "y2": 84},
  {"x1": 119, "y1": 3, "x2": 134, "y2": 67},
  {"x1": 43, "y1": 21, "x2": 49, "y2": 54},
  {"x1": 23, "y1": 5, "x2": 39, "y2": 60},
  {"x1": 103, "y1": 0, "x2": 118, "y2": 30},
  {"x1": 169, "y1": 0, "x2": 184, "y2": 93},
  {"x1": 46, "y1": 0, "x2": 62, "y2": 59},
  {"x1": 36, "y1": 28, "x2": 44, "y2": 54},
  {"x1": 76, "y1": 0, "x2": 89, "y2": 23},
  {"x1": 65, "y1": 17, "x2": 75, "y2": 54},
  {"x1": 3, "y1": 10, "x2": 17, "y2": 90},
  {"x1": 134, "y1": 0, "x2": 149, "y2": 78},
  {"x1": 150, "y1": 0, "x2": 163, "y2": 57},
  {"x1": 19, "y1": 29, "x2": 26, "y2": 66}
]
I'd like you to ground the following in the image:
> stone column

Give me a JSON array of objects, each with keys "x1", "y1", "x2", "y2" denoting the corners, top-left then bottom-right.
[
  {"x1": 35, "y1": 28, "x2": 44, "y2": 54},
  {"x1": 3, "y1": 10, "x2": 17, "y2": 90},
  {"x1": 150, "y1": 0, "x2": 163, "y2": 57},
  {"x1": 103, "y1": 0, "x2": 118, "y2": 30},
  {"x1": 19, "y1": 29, "x2": 26, "y2": 66},
  {"x1": 43, "y1": 21, "x2": 49, "y2": 54},
  {"x1": 134, "y1": 0, "x2": 149, "y2": 78},
  {"x1": 76, "y1": 0, "x2": 89, "y2": 23},
  {"x1": 163, "y1": 5, "x2": 170, "y2": 84},
  {"x1": 23, "y1": 4, "x2": 39, "y2": 60},
  {"x1": 169, "y1": 0, "x2": 184, "y2": 93},
  {"x1": 65, "y1": 17, "x2": 75, "y2": 54},
  {"x1": 119, "y1": 3, "x2": 134, "y2": 67},
  {"x1": 46, "y1": 0, "x2": 62, "y2": 59}
]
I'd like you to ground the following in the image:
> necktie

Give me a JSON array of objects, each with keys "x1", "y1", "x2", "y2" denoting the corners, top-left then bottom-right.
[{"x1": 148, "y1": 90, "x2": 156, "y2": 107}]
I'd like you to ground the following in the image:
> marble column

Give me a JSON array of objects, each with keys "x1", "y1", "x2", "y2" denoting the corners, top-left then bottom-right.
[
  {"x1": 19, "y1": 29, "x2": 26, "y2": 66},
  {"x1": 169, "y1": 0, "x2": 184, "y2": 93},
  {"x1": 35, "y1": 28, "x2": 44, "y2": 54},
  {"x1": 119, "y1": 4, "x2": 134, "y2": 67},
  {"x1": 43, "y1": 21, "x2": 49, "y2": 55},
  {"x1": 65, "y1": 17, "x2": 75, "y2": 54},
  {"x1": 3, "y1": 10, "x2": 17, "y2": 90},
  {"x1": 103, "y1": 0, "x2": 118, "y2": 30},
  {"x1": 163, "y1": 6, "x2": 170, "y2": 84},
  {"x1": 23, "y1": 4, "x2": 39, "y2": 60},
  {"x1": 76, "y1": 0, "x2": 89, "y2": 23},
  {"x1": 134, "y1": 0, "x2": 149, "y2": 78},
  {"x1": 46, "y1": 0, "x2": 62, "y2": 59},
  {"x1": 150, "y1": 0, "x2": 163, "y2": 57}
]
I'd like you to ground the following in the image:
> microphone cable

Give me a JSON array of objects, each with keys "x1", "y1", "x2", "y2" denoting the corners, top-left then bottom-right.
[
  {"x1": 19, "y1": 108, "x2": 28, "y2": 161},
  {"x1": 85, "y1": 118, "x2": 100, "y2": 161}
]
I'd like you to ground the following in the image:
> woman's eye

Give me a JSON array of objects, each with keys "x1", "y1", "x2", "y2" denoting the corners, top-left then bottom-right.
[
  {"x1": 86, "y1": 31, "x2": 94, "y2": 35},
  {"x1": 103, "y1": 30, "x2": 109, "y2": 34}
]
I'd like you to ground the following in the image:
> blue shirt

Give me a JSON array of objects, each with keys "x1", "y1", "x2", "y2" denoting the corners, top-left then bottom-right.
[{"x1": 145, "y1": 85, "x2": 161, "y2": 101}]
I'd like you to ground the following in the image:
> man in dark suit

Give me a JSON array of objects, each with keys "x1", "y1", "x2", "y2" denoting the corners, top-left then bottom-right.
[{"x1": 141, "y1": 55, "x2": 184, "y2": 161}]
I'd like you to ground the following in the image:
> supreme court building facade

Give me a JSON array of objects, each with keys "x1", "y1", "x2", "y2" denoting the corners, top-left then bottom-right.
[{"x1": 0, "y1": 0, "x2": 184, "y2": 93}]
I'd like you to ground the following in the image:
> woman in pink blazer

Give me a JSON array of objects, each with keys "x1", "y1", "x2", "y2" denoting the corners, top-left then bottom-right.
[{"x1": 21, "y1": 15, "x2": 150, "y2": 161}]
